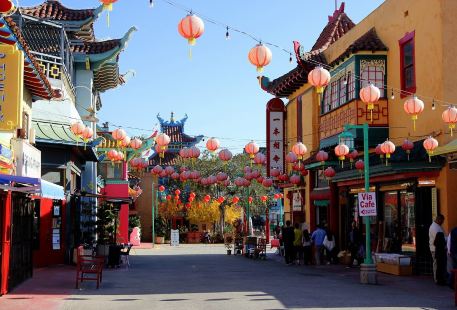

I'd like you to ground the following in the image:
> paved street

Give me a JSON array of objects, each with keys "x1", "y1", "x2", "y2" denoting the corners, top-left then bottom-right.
[{"x1": 0, "y1": 244, "x2": 454, "y2": 310}]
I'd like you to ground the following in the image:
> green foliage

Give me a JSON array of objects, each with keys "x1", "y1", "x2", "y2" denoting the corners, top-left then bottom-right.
[
  {"x1": 129, "y1": 215, "x2": 141, "y2": 234},
  {"x1": 154, "y1": 216, "x2": 168, "y2": 237},
  {"x1": 96, "y1": 202, "x2": 117, "y2": 244}
]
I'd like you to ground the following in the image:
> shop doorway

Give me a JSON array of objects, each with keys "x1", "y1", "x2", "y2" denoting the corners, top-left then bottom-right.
[
  {"x1": 415, "y1": 187, "x2": 433, "y2": 275},
  {"x1": 9, "y1": 194, "x2": 33, "y2": 291}
]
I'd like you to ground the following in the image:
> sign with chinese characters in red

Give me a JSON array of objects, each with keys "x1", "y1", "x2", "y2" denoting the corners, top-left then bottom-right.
[{"x1": 267, "y1": 98, "x2": 285, "y2": 176}]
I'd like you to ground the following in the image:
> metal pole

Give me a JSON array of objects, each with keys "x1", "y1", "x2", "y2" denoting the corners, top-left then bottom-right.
[
  {"x1": 278, "y1": 195, "x2": 284, "y2": 226},
  {"x1": 362, "y1": 123, "x2": 373, "y2": 265},
  {"x1": 152, "y1": 175, "x2": 155, "y2": 248},
  {"x1": 247, "y1": 187, "x2": 250, "y2": 235}
]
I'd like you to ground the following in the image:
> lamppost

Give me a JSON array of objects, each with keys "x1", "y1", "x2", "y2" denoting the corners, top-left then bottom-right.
[{"x1": 343, "y1": 123, "x2": 377, "y2": 284}]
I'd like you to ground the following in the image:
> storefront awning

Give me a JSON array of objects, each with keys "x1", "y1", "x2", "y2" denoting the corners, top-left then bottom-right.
[
  {"x1": 40, "y1": 179, "x2": 65, "y2": 200},
  {"x1": 433, "y1": 139, "x2": 457, "y2": 156},
  {"x1": 0, "y1": 174, "x2": 40, "y2": 193}
]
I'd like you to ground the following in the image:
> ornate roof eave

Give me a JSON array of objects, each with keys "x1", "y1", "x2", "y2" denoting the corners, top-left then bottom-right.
[{"x1": 0, "y1": 17, "x2": 54, "y2": 99}]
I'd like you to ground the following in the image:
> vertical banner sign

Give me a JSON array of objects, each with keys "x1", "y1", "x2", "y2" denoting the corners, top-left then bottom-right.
[
  {"x1": 292, "y1": 192, "x2": 302, "y2": 211},
  {"x1": 266, "y1": 98, "x2": 285, "y2": 176},
  {"x1": 358, "y1": 192, "x2": 377, "y2": 217},
  {"x1": 0, "y1": 44, "x2": 24, "y2": 131}
]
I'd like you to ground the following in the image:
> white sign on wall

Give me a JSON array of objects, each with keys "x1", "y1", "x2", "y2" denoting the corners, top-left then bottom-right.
[
  {"x1": 268, "y1": 111, "x2": 284, "y2": 174},
  {"x1": 358, "y1": 192, "x2": 377, "y2": 217},
  {"x1": 293, "y1": 192, "x2": 302, "y2": 212},
  {"x1": 170, "y1": 229, "x2": 179, "y2": 246},
  {"x1": 12, "y1": 139, "x2": 41, "y2": 178}
]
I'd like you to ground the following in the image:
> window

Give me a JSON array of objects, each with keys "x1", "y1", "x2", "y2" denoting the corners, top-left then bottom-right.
[
  {"x1": 347, "y1": 72, "x2": 355, "y2": 100},
  {"x1": 399, "y1": 31, "x2": 416, "y2": 96},
  {"x1": 323, "y1": 86, "x2": 331, "y2": 113},
  {"x1": 330, "y1": 80, "x2": 339, "y2": 109},
  {"x1": 360, "y1": 65, "x2": 385, "y2": 98},
  {"x1": 339, "y1": 77, "x2": 347, "y2": 106}
]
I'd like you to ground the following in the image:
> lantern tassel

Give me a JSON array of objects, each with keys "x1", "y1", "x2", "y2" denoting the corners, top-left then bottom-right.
[
  {"x1": 188, "y1": 46, "x2": 192, "y2": 59},
  {"x1": 451, "y1": 126, "x2": 454, "y2": 137}
]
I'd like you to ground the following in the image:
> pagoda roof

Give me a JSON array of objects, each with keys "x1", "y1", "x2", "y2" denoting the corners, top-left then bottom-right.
[
  {"x1": 20, "y1": 1, "x2": 101, "y2": 22},
  {"x1": 71, "y1": 38, "x2": 121, "y2": 54},
  {"x1": 149, "y1": 153, "x2": 181, "y2": 167},
  {"x1": 0, "y1": 17, "x2": 54, "y2": 99},
  {"x1": 20, "y1": 1, "x2": 103, "y2": 42},
  {"x1": 260, "y1": 2, "x2": 355, "y2": 97}
]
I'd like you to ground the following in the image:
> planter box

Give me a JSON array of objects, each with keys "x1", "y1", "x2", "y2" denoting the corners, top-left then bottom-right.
[
  {"x1": 376, "y1": 262, "x2": 412, "y2": 276},
  {"x1": 155, "y1": 236, "x2": 165, "y2": 244},
  {"x1": 187, "y1": 232, "x2": 201, "y2": 244}
]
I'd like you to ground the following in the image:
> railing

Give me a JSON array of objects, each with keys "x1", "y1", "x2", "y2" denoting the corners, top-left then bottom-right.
[{"x1": 31, "y1": 51, "x2": 76, "y2": 103}]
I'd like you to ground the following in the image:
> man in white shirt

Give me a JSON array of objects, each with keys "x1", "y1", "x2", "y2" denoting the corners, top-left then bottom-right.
[{"x1": 429, "y1": 214, "x2": 445, "y2": 283}]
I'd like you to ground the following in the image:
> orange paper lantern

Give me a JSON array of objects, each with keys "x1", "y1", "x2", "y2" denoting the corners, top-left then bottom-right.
[
  {"x1": 404, "y1": 96, "x2": 424, "y2": 131},
  {"x1": 178, "y1": 14, "x2": 205, "y2": 46},
  {"x1": 308, "y1": 66, "x2": 331, "y2": 94},
  {"x1": 442, "y1": 105, "x2": 457, "y2": 136},
  {"x1": 248, "y1": 43, "x2": 272, "y2": 73}
]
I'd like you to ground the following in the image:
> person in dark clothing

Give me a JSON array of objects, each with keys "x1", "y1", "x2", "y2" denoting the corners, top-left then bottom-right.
[
  {"x1": 448, "y1": 227, "x2": 457, "y2": 288},
  {"x1": 302, "y1": 229, "x2": 312, "y2": 265},
  {"x1": 348, "y1": 221, "x2": 361, "y2": 267},
  {"x1": 434, "y1": 232, "x2": 447, "y2": 285},
  {"x1": 282, "y1": 220, "x2": 295, "y2": 265}
]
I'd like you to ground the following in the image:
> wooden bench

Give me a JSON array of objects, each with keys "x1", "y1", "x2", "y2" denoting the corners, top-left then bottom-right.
[
  {"x1": 254, "y1": 238, "x2": 267, "y2": 260},
  {"x1": 75, "y1": 245, "x2": 104, "y2": 289}
]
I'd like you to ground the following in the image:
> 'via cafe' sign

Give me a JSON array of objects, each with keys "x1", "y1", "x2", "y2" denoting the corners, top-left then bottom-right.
[{"x1": 358, "y1": 192, "x2": 377, "y2": 217}]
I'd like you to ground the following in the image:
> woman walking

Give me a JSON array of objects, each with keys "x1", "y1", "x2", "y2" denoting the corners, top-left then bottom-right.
[{"x1": 302, "y1": 229, "x2": 312, "y2": 265}]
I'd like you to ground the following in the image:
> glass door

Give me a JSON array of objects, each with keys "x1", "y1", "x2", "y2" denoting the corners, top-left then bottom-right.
[
  {"x1": 383, "y1": 191, "x2": 400, "y2": 252},
  {"x1": 400, "y1": 191, "x2": 416, "y2": 253}
]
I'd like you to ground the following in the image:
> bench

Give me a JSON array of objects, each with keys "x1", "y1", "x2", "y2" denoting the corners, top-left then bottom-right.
[{"x1": 75, "y1": 245, "x2": 104, "y2": 289}]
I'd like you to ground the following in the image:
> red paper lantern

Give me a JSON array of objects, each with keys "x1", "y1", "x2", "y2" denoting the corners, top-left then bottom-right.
[
  {"x1": 256, "y1": 176, "x2": 264, "y2": 184},
  {"x1": 156, "y1": 133, "x2": 171, "y2": 147},
  {"x1": 166, "y1": 195, "x2": 171, "y2": 201},
  {"x1": 71, "y1": 122, "x2": 85, "y2": 136},
  {"x1": 402, "y1": 139, "x2": 414, "y2": 161},
  {"x1": 251, "y1": 170, "x2": 261, "y2": 178},
  {"x1": 243, "y1": 179, "x2": 251, "y2": 187},
  {"x1": 347, "y1": 150, "x2": 359, "y2": 162},
  {"x1": 171, "y1": 172, "x2": 180, "y2": 180},
  {"x1": 107, "y1": 149, "x2": 118, "y2": 162},
  {"x1": 274, "y1": 194, "x2": 280, "y2": 200},
  {"x1": 290, "y1": 175, "x2": 301, "y2": 185},
  {"x1": 254, "y1": 153, "x2": 266, "y2": 166},
  {"x1": 285, "y1": 152, "x2": 298, "y2": 164},
  {"x1": 308, "y1": 66, "x2": 331, "y2": 94},
  {"x1": 112, "y1": 128, "x2": 126, "y2": 141},
  {"x1": 232, "y1": 196, "x2": 240, "y2": 204},
  {"x1": 175, "y1": 189, "x2": 181, "y2": 196},
  {"x1": 360, "y1": 83, "x2": 381, "y2": 121},
  {"x1": 270, "y1": 168, "x2": 280, "y2": 178},
  {"x1": 0, "y1": 0, "x2": 14, "y2": 14},
  {"x1": 152, "y1": 165, "x2": 163, "y2": 175},
  {"x1": 179, "y1": 147, "x2": 189, "y2": 159},
  {"x1": 158, "y1": 185, "x2": 165, "y2": 192},
  {"x1": 188, "y1": 146, "x2": 201, "y2": 159},
  {"x1": 245, "y1": 141, "x2": 259, "y2": 159},
  {"x1": 442, "y1": 105, "x2": 457, "y2": 136},
  {"x1": 165, "y1": 166, "x2": 175, "y2": 175},
  {"x1": 292, "y1": 142, "x2": 307, "y2": 160},
  {"x1": 119, "y1": 136, "x2": 131, "y2": 148},
  {"x1": 334, "y1": 143, "x2": 349, "y2": 161},
  {"x1": 248, "y1": 197, "x2": 253, "y2": 204},
  {"x1": 178, "y1": 14, "x2": 205, "y2": 46},
  {"x1": 204, "y1": 194, "x2": 211, "y2": 202},
  {"x1": 217, "y1": 196, "x2": 225, "y2": 204},
  {"x1": 403, "y1": 96, "x2": 424, "y2": 131},
  {"x1": 423, "y1": 136, "x2": 439, "y2": 162},
  {"x1": 81, "y1": 127, "x2": 93, "y2": 141},
  {"x1": 301, "y1": 169, "x2": 309, "y2": 176},
  {"x1": 248, "y1": 43, "x2": 272, "y2": 73},
  {"x1": 234, "y1": 177, "x2": 244, "y2": 187},
  {"x1": 355, "y1": 159, "x2": 364, "y2": 171},
  {"x1": 324, "y1": 167, "x2": 336, "y2": 180},
  {"x1": 130, "y1": 138, "x2": 143, "y2": 150},
  {"x1": 206, "y1": 137, "x2": 220, "y2": 152},
  {"x1": 316, "y1": 150, "x2": 329, "y2": 164},
  {"x1": 381, "y1": 139, "x2": 396, "y2": 160},
  {"x1": 216, "y1": 172, "x2": 228, "y2": 182},
  {"x1": 190, "y1": 170, "x2": 200, "y2": 180},
  {"x1": 218, "y1": 149, "x2": 232, "y2": 162},
  {"x1": 262, "y1": 178, "x2": 273, "y2": 188},
  {"x1": 261, "y1": 195, "x2": 268, "y2": 202}
]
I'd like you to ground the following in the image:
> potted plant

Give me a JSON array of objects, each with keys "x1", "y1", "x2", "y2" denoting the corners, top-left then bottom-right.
[
  {"x1": 95, "y1": 202, "x2": 117, "y2": 257},
  {"x1": 154, "y1": 217, "x2": 167, "y2": 244},
  {"x1": 225, "y1": 234, "x2": 234, "y2": 255}
]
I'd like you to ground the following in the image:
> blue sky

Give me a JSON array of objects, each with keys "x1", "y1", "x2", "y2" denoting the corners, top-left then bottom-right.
[{"x1": 23, "y1": 0, "x2": 385, "y2": 152}]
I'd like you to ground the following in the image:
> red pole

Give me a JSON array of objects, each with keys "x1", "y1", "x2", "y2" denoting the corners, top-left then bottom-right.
[{"x1": 265, "y1": 208, "x2": 270, "y2": 244}]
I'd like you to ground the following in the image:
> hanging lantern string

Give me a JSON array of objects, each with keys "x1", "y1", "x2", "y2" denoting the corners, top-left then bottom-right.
[
  {"x1": 157, "y1": 0, "x2": 292, "y2": 55},
  {"x1": 156, "y1": 1, "x2": 457, "y2": 110}
]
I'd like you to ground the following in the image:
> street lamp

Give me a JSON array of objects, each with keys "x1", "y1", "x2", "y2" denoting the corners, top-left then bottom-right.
[
  {"x1": 342, "y1": 123, "x2": 377, "y2": 284},
  {"x1": 338, "y1": 131, "x2": 355, "y2": 150}
]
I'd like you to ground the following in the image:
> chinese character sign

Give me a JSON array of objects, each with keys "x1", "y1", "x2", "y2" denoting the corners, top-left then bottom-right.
[{"x1": 268, "y1": 111, "x2": 284, "y2": 174}]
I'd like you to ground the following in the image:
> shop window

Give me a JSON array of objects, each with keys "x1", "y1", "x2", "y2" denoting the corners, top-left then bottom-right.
[
  {"x1": 315, "y1": 205, "x2": 328, "y2": 227},
  {"x1": 383, "y1": 191, "x2": 399, "y2": 252},
  {"x1": 400, "y1": 191, "x2": 416, "y2": 252},
  {"x1": 399, "y1": 31, "x2": 416, "y2": 96},
  {"x1": 322, "y1": 87, "x2": 331, "y2": 113},
  {"x1": 360, "y1": 65, "x2": 385, "y2": 98},
  {"x1": 314, "y1": 170, "x2": 328, "y2": 189},
  {"x1": 100, "y1": 162, "x2": 122, "y2": 180}
]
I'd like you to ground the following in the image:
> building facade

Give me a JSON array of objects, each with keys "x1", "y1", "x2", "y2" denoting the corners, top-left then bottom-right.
[{"x1": 261, "y1": 0, "x2": 457, "y2": 274}]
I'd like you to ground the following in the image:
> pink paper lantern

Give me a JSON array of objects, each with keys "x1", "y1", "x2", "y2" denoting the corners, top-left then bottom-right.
[
  {"x1": 290, "y1": 175, "x2": 301, "y2": 185},
  {"x1": 292, "y1": 142, "x2": 307, "y2": 160},
  {"x1": 270, "y1": 168, "x2": 280, "y2": 178},
  {"x1": 178, "y1": 14, "x2": 205, "y2": 46},
  {"x1": 112, "y1": 128, "x2": 127, "y2": 141},
  {"x1": 130, "y1": 138, "x2": 143, "y2": 150},
  {"x1": 248, "y1": 43, "x2": 272, "y2": 73},
  {"x1": 442, "y1": 105, "x2": 457, "y2": 136},
  {"x1": 206, "y1": 137, "x2": 220, "y2": 152},
  {"x1": 308, "y1": 66, "x2": 331, "y2": 94},
  {"x1": 218, "y1": 148, "x2": 232, "y2": 162},
  {"x1": 286, "y1": 151, "x2": 298, "y2": 164},
  {"x1": 245, "y1": 141, "x2": 259, "y2": 159},
  {"x1": 403, "y1": 96, "x2": 424, "y2": 131}
]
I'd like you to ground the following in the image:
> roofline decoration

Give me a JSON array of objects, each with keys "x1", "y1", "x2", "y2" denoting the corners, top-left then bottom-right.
[{"x1": 0, "y1": 17, "x2": 54, "y2": 99}]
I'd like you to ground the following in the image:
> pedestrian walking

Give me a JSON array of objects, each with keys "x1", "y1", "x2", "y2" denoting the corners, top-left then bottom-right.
[
  {"x1": 323, "y1": 231, "x2": 337, "y2": 264},
  {"x1": 434, "y1": 231, "x2": 448, "y2": 285},
  {"x1": 311, "y1": 224, "x2": 326, "y2": 265},
  {"x1": 293, "y1": 223, "x2": 303, "y2": 265},
  {"x1": 302, "y1": 229, "x2": 312, "y2": 265},
  {"x1": 429, "y1": 214, "x2": 445, "y2": 283},
  {"x1": 447, "y1": 226, "x2": 457, "y2": 288},
  {"x1": 282, "y1": 220, "x2": 295, "y2": 265},
  {"x1": 348, "y1": 221, "x2": 361, "y2": 267}
]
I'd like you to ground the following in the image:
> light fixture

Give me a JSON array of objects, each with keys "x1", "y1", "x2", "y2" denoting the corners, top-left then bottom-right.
[
  {"x1": 390, "y1": 88, "x2": 395, "y2": 100},
  {"x1": 289, "y1": 53, "x2": 293, "y2": 63},
  {"x1": 432, "y1": 100, "x2": 436, "y2": 111},
  {"x1": 149, "y1": 0, "x2": 154, "y2": 8},
  {"x1": 225, "y1": 26, "x2": 230, "y2": 40}
]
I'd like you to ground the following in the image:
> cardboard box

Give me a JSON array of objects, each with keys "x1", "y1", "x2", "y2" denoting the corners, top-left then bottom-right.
[{"x1": 376, "y1": 262, "x2": 413, "y2": 276}]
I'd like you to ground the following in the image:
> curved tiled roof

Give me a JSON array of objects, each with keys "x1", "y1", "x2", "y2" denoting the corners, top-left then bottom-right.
[
  {"x1": 71, "y1": 39, "x2": 121, "y2": 54},
  {"x1": 20, "y1": 0, "x2": 96, "y2": 21}
]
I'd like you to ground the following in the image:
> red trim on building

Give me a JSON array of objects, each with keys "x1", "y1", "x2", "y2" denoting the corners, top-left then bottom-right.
[
  {"x1": 399, "y1": 31, "x2": 416, "y2": 98},
  {"x1": 336, "y1": 171, "x2": 439, "y2": 187}
]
